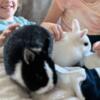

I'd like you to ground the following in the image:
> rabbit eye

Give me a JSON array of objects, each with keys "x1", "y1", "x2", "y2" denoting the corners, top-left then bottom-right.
[{"x1": 84, "y1": 42, "x2": 88, "y2": 46}]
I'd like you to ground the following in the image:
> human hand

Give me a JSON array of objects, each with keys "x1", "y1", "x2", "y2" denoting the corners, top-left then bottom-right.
[
  {"x1": 0, "y1": 23, "x2": 20, "y2": 46},
  {"x1": 93, "y1": 41, "x2": 100, "y2": 57},
  {"x1": 41, "y1": 22, "x2": 63, "y2": 41}
]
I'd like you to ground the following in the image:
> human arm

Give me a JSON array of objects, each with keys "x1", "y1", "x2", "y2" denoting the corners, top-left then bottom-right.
[
  {"x1": 41, "y1": 0, "x2": 65, "y2": 40},
  {"x1": 43, "y1": 0, "x2": 64, "y2": 23}
]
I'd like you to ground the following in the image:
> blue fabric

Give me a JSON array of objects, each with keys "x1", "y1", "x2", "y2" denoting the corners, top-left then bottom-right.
[
  {"x1": 88, "y1": 35, "x2": 100, "y2": 45},
  {"x1": 0, "y1": 16, "x2": 36, "y2": 32},
  {"x1": 81, "y1": 66, "x2": 100, "y2": 100}
]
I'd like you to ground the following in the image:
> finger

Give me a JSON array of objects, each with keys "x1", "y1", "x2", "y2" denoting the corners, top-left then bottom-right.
[
  {"x1": 0, "y1": 35, "x2": 6, "y2": 40},
  {"x1": 2, "y1": 24, "x2": 20, "y2": 37},
  {"x1": 52, "y1": 25, "x2": 61, "y2": 41},
  {"x1": 95, "y1": 50, "x2": 100, "y2": 56},
  {"x1": 8, "y1": 23, "x2": 20, "y2": 30},
  {"x1": 0, "y1": 36, "x2": 6, "y2": 45},
  {"x1": 52, "y1": 27, "x2": 60, "y2": 41},
  {"x1": 93, "y1": 41, "x2": 100, "y2": 51},
  {"x1": 57, "y1": 25, "x2": 63, "y2": 39},
  {"x1": 2, "y1": 30, "x2": 12, "y2": 37}
]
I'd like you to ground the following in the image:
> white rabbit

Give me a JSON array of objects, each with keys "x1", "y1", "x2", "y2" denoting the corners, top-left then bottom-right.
[{"x1": 52, "y1": 19, "x2": 91, "y2": 67}]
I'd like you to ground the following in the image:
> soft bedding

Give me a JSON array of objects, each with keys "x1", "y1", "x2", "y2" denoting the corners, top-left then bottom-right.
[
  {"x1": 0, "y1": 62, "x2": 100, "y2": 100},
  {"x1": 0, "y1": 63, "x2": 32, "y2": 100}
]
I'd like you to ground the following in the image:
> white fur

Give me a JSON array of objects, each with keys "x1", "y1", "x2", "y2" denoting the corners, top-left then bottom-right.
[
  {"x1": 11, "y1": 61, "x2": 26, "y2": 88},
  {"x1": 32, "y1": 48, "x2": 42, "y2": 52},
  {"x1": 52, "y1": 19, "x2": 91, "y2": 67},
  {"x1": 95, "y1": 68, "x2": 100, "y2": 77},
  {"x1": 32, "y1": 65, "x2": 86, "y2": 100},
  {"x1": 52, "y1": 19, "x2": 100, "y2": 69},
  {"x1": 56, "y1": 65, "x2": 86, "y2": 100},
  {"x1": 11, "y1": 61, "x2": 54, "y2": 95}
]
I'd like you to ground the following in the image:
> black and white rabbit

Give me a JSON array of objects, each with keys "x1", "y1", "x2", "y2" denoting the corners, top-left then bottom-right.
[{"x1": 3, "y1": 25, "x2": 57, "y2": 94}]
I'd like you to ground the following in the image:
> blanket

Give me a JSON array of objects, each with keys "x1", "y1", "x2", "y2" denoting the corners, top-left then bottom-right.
[
  {"x1": 0, "y1": 63, "x2": 100, "y2": 100},
  {"x1": 0, "y1": 63, "x2": 32, "y2": 100},
  {"x1": 0, "y1": 46, "x2": 100, "y2": 100}
]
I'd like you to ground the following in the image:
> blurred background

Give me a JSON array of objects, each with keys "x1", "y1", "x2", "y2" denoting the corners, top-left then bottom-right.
[{"x1": 16, "y1": 0, "x2": 51, "y2": 24}]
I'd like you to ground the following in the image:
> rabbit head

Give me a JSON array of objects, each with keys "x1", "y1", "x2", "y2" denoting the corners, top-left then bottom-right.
[
  {"x1": 52, "y1": 19, "x2": 91, "y2": 67},
  {"x1": 4, "y1": 25, "x2": 57, "y2": 94}
]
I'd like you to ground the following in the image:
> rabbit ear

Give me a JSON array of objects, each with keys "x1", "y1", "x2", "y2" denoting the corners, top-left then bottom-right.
[
  {"x1": 72, "y1": 19, "x2": 80, "y2": 33},
  {"x1": 79, "y1": 29, "x2": 88, "y2": 37},
  {"x1": 24, "y1": 48, "x2": 35, "y2": 64}
]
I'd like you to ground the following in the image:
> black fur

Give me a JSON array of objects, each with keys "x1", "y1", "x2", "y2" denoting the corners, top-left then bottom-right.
[{"x1": 4, "y1": 25, "x2": 57, "y2": 92}]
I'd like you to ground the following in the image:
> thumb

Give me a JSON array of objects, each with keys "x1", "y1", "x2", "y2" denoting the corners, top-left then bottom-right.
[{"x1": 93, "y1": 41, "x2": 100, "y2": 51}]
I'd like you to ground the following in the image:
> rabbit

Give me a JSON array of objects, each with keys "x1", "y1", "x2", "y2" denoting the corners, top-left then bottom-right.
[
  {"x1": 52, "y1": 19, "x2": 91, "y2": 67},
  {"x1": 3, "y1": 25, "x2": 57, "y2": 95}
]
